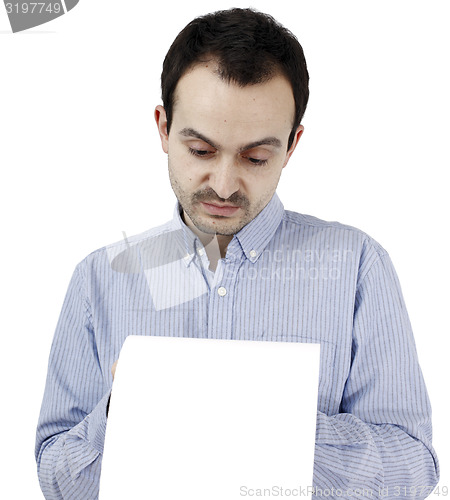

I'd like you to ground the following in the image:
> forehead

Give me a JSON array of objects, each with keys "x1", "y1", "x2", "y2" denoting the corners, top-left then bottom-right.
[{"x1": 171, "y1": 64, "x2": 295, "y2": 140}]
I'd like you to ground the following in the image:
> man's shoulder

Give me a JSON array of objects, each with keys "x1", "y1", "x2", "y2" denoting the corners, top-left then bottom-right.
[
  {"x1": 77, "y1": 219, "x2": 176, "y2": 270},
  {"x1": 282, "y1": 208, "x2": 388, "y2": 260},
  {"x1": 284, "y1": 208, "x2": 363, "y2": 233}
]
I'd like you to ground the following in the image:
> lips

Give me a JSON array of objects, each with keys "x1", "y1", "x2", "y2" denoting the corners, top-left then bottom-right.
[{"x1": 201, "y1": 202, "x2": 240, "y2": 216}]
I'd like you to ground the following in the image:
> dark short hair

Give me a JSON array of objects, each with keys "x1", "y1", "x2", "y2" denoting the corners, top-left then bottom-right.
[{"x1": 161, "y1": 8, "x2": 309, "y2": 150}]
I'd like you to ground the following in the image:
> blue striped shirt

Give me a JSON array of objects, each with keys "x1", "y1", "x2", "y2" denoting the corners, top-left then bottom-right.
[{"x1": 35, "y1": 193, "x2": 439, "y2": 499}]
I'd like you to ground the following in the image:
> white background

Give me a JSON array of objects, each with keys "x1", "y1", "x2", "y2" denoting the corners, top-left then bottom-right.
[{"x1": 1, "y1": 0, "x2": 449, "y2": 497}]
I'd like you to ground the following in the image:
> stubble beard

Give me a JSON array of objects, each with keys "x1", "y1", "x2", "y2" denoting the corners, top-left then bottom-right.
[
  {"x1": 169, "y1": 165, "x2": 255, "y2": 236},
  {"x1": 168, "y1": 164, "x2": 261, "y2": 236}
]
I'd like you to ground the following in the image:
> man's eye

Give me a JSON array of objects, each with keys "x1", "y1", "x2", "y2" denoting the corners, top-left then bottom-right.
[
  {"x1": 188, "y1": 148, "x2": 212, "y2": 158},
  {"x1": 246, "y1": 157, "x2": 269, "y2": 166}
]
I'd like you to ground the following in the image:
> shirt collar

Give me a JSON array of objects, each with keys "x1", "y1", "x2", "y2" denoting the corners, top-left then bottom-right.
[
  {"x1": 172, "y1": 193, "x2": 285, "y2": 267},
  {"x1": 229, "y1": 192, "x2": 285, "y2": 263},
  {"x1": 171, "y1": 203, "x2": 198, "y2": 267}
]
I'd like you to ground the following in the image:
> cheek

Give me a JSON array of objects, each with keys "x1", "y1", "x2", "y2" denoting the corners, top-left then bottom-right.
[
  {"x1": 248, "y1": 170, "x2": 283, "y2": 203},
  {"x1": 245, "y1": 164, "x2": 282, "y2": 189},
  {"x1": 171, "y1": 154, "x2": 202, "y2": 187}
]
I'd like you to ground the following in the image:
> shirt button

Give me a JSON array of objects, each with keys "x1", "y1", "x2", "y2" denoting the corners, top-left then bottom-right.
[
  {"x1": 198, "y1": 248, "x2": 205, "y2": 256},
  {"x1": 217, "y1": 286, "x2": 227, "y2": 297},
  {"x1": 250, "y1": 249, "x2": 257, "y2": 258}
]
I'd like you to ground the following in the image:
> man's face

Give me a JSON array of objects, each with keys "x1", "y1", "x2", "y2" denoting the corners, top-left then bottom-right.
[{"x1": 155, "y1": 63, "x2": 303, "y2": 237}]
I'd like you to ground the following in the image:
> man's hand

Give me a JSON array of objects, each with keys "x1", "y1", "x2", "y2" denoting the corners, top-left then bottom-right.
[{"x1": 111, "y1": 360, "x2": 118, "y2": 381}]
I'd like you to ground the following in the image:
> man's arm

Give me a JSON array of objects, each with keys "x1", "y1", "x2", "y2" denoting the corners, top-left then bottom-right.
[
  {"x1": 313, "y1": 252, "x2": 439, "y2": 498},
  {"x1": 35, "y1": 261, "x2": 111, "y2": 500}
]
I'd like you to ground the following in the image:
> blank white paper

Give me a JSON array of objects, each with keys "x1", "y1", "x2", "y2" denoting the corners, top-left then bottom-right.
[{"x1": 100, "y1": 335, "x2": 320, "y2": 500}]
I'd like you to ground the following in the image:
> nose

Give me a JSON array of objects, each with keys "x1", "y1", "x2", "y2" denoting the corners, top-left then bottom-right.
[{"x1": 208, "y1": 158, "x2": 240, "y2": 201}]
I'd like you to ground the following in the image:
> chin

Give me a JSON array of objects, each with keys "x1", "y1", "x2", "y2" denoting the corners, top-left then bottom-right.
[{"x1": 197, "y1": 217, "x2": 242, "y2": 235}]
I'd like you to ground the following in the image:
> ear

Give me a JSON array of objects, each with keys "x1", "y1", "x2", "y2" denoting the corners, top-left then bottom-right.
[
  {"x1": 282, "y1": 125, "x2": 304, "y2": 168},
  {"x1": 154, "y1": 105, "x2": 169, "y2": 154}
]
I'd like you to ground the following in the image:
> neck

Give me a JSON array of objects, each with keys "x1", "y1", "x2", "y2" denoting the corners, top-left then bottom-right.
[{"x1": 182, "y1": 211, "x2": 233, "y2": 259}]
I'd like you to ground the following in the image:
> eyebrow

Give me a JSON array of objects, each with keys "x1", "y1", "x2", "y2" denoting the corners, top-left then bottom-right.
[{"x1": 179, "y1": 127, "x2": 282, "y2": 152}]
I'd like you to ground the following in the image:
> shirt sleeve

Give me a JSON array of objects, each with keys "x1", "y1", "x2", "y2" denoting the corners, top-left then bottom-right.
[
  {"x1": 35, "y1": 261, "x2": 111, "y2": 500},
  {"x1": 313, "y1": 252, "x2": 440, "y2": 498}
]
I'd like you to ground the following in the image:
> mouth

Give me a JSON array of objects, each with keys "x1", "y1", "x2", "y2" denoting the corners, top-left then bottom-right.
[{"x1": 200, "y1": 202, "x2": 241, "y2": 217}]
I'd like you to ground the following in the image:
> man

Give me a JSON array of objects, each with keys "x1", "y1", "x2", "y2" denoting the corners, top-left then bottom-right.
[{"x1": 35, "y1": 8, "x2": 439, "y2": 499}]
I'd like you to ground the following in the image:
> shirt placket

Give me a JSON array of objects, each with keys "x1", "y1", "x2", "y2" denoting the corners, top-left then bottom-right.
[{"x1": 207, "y1": 254, "x2": 243, "y2": 340}]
